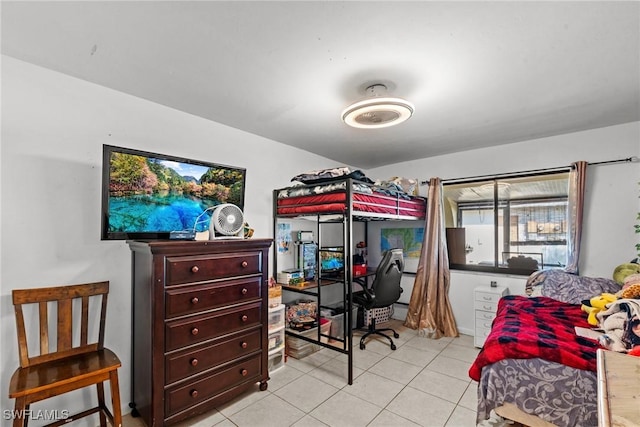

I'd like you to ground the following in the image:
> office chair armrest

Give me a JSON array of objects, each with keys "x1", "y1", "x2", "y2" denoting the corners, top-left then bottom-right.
[{"x1": 355, "y1": 279, "x2": 375, "y2": 303}]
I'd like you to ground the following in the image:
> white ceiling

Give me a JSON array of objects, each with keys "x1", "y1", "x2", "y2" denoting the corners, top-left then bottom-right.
[{"x1": 2, "y1": 1, "x2": 639, "y2": 169}]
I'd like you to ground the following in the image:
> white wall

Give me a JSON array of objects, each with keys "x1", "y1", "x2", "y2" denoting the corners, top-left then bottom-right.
[
  {"x1": 0, "y1": 56, "x2": 342, "y2": 424},
  {"x1": 370, "y1": 121, "x2": 640, "y2": 335}
]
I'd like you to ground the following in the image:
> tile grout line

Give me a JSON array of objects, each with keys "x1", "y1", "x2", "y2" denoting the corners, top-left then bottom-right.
[{"x1": 209, "y1": 322, "x2": 477, "y2": 427}]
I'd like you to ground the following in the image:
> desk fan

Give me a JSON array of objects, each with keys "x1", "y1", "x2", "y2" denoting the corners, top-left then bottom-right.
[{"x1": 209, "y1": 203, "x2": 245, "y2": 239}]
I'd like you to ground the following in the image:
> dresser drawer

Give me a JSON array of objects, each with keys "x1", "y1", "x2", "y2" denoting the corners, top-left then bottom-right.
[
  {"x1": 165, "y1": 277, "x2": 262, "y2": 319},
  {"x1": 475, "y1": 310, "x2": 497, "y2": 322},
  {"x1": 165, "y1": 354, "x2": 262, "y2": 417},
  {"x1": 475, "y1": 317, "x2": 495, "y2": 330},
  {"x1": 474, "y1": 300, "x2": 498, "y2": 312},
  {"x1": 165, "y1": 328, "x2": 262, "y2": 385},
  {"x1": 474, "y1": 326, "x2": 492, "y2": 347},
  {"x1": 165, "y1": 302, "x2": 262, "y2": 352},
  {"x1": 166, "y1": 252, "x2": 263, "y2": 286},
  {"x1": 475, "y1": 291, "x2": 503, "y2": 304}
]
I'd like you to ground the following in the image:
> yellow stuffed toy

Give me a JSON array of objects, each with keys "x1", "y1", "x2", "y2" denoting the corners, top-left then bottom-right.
[{"x1": 581, "y1": 293, "x2": 618, "y2": 326}]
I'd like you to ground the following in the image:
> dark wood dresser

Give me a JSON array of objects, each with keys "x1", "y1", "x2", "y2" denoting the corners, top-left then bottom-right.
[{"x1": 128, "y1": 239, "x2": 273, "y2": 426}]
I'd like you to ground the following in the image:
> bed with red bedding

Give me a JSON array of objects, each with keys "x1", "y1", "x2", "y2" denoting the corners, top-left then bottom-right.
[
  {"x1": 275, "y1": 178, "x2": 427, "y2": 220},
  {"x1": 470, "y1": 270, "x2": 621, "y2": 427}
]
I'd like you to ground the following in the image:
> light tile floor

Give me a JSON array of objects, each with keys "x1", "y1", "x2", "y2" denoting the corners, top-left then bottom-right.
[{"x1": 123, "y1": 320, "x2": 508, "y2": 427}]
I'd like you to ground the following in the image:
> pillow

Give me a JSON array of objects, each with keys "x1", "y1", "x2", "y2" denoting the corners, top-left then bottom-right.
[
  {"x1": 525, "y1": 270, "x2": 546, "y2": 296},
  {"x1": 291, "y1": 167, "x2": 373, "y2": 185},
  {"x1": 525, "y1": 269, "x2": 621, "y2": 305}
]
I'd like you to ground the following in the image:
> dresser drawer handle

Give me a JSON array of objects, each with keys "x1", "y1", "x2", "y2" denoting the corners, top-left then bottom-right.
[
  {"x1": 483, "y1": 296, "x2": 493, "y2": 301},
  {"x1": 191, "y1": 265, "x2": 199, "y2": 273},
  {"x1": 483, "y1": 305, "x2": 493, "y2": 310},
  {"x1": 241, "y1": 341, "x2": 248, "y2": 349},
  {"x1": 191, "y1": 297, "x2": 199, "y2": 305},
  {"x1": 241, "y1": 369, "x2": 248, "y2": 376},
  {"x1": 241, "y1": 261, "x2": 248, "y2": 268},
  {"x1": 241, "y1": 288, "x2": 248, "y2": 295},
  {"x1": 190, "y1": 389, "x2": 199, "y2": 398},
  {"x1": 190, "y1": 358, "x2": 198, "y2": 366},
  {"x1": 191, "y1": 327, "x2": 199, "y2": 336},
  {"x1": 241, "y1": 315, "x2": 248, "y2": 322}
]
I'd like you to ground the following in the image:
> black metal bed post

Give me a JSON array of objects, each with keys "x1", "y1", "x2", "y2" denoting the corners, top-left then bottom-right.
[{"x1": 345, "y1": 178, "x2": 354, "y2": 385}]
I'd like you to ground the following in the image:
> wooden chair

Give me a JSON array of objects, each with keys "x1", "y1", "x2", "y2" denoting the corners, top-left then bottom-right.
[{"x1": 8, "y1": 281, "x2": 122, "y2": 427}]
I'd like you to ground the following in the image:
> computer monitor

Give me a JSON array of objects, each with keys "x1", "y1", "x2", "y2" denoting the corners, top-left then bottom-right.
[{"x1": 319, "y1": 247, "x2": 344, "y2": 277}]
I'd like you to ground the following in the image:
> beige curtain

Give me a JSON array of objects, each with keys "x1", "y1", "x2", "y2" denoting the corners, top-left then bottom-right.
[
  {"x1": 565, "y1": 161, "x2": 588, "y2": 274},
  {"x1": 405, "y1": 178, "x2": 458, "y2": 338}
]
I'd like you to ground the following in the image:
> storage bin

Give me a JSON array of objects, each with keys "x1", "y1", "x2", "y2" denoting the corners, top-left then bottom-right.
[
  {"x1": 268, "y1": 285, "x2": 282, "y2": 308},
  {"x1": 364, "y1": 305, "x2": 393, "y2": 326},
  {"x1": 286, "y1": 343, "x2": 319, "y2": 360},
  {"x1": 285, "y1": 320, "x2": 330, "y2": 359},
  {"x1": 267, "y1": 347, "x2": 285, "y2": 373},
  {"x1": 321, "y1": 304, "x2": 358, "y2": 341},
  {"x1": 353, "y1": 264, "x2": 368, "y2": 277},
  {"x1": 268, "y1": 304, "x2": 285, "y2": 330},
  {"x1": 319, "y1": 318, "x2": 331, "y2": 343},
  {"x1": 268, "y1": 326, "x2": 285, "y2": 351}
]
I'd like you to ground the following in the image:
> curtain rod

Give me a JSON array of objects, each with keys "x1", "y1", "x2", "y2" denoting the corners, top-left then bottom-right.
[{"x1": 420, "y1": 156, "x2": 638, "y2": 186}]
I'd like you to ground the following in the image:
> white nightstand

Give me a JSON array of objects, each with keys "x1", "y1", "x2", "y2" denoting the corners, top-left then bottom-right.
[{"x1": 474, "y1": 285, "x2": 509, "y2": 348}]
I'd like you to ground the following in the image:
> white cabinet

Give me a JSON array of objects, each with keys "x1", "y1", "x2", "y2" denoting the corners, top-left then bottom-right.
[{"x1": 474, "y1": 285, "x2": 508, "y2": 348}]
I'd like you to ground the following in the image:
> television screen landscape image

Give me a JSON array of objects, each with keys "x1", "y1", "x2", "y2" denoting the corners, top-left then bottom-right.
[{"x1": 101, "y1": 145, "x2": 246, "y2": 240}]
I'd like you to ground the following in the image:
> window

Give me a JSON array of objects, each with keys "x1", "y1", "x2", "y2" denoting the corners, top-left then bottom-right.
[{"x1": 442, "y1": 171, "x2": 570, "y2": 275}]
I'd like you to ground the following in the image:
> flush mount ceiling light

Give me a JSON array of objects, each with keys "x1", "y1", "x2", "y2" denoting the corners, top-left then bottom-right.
[{"x1": 342, "y1": 84, "x2": 414, "y2": 129}]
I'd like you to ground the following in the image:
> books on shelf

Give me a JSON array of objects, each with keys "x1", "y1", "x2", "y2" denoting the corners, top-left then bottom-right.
[{"x1": 277, "y1": 269, "x2": 303, "y2": 285}]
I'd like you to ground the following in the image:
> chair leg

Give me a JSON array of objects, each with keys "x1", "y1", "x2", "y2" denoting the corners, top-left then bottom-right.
[
  {"x1": 376, "y1": 327, "x2": 399, "y2": 337},
  {"x1": 109, "y1": 370, "x2": 123, "y2": 427},
  {"x1": 358, "y1": 318, "x2": 399, "y2": 350},
  {"x1": 12, "y1": 398, "x2": 28, "y2": 427},
  {"x1": 97, "y1": 381, "x2": 107, "y2": 427}
]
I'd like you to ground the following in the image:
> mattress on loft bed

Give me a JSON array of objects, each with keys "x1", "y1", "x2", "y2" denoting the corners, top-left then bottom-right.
[{"x1": 276, "y1": 185, "x2": 426, "y2": 218}]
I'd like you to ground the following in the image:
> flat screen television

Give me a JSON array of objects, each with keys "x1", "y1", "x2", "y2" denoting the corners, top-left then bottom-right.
[{"x1": 101, "y1": 145, "x2": 246, "y2": 240}]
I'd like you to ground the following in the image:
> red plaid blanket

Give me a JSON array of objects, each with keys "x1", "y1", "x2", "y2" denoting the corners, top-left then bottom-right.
[{"x1": 469, "y1": 295, "x2": 601, "y2": 381}]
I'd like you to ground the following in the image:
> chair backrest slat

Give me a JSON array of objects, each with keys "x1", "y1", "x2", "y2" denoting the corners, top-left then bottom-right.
[
  {"x1": 38, "y1": 301, "x2": 49, "y2": 355},
  {"x1": 57, "y1": 298, "x2": 73, "y2": 351},
  {"x1": 14, "y1": 304, "x2": 29, "y2": 368},
  {"x1": 12, "y1": 281, "x2": 110, "y2": 368},
  {"x1": 81, "y1": 295, "x2": 89, "y2": 346},
  {"x1": 98, "y1": 293, "x2": 107, "y2": 347}
]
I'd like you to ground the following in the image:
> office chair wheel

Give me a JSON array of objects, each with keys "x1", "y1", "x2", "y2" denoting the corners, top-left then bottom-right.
[
  {"x1": 360, "y1": 342, "x2": 366, "y2": 350},
  {"x1": 393, "y1": 332, "x2": 399, "y2": 338},
  {"x1": 390, "y1": 343, "x2": 397, "y2": 350}
]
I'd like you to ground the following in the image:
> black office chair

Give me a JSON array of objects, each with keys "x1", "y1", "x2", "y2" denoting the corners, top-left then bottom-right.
[{"x1": 353, "y1": 248, "x2": 404, "y2": 350}]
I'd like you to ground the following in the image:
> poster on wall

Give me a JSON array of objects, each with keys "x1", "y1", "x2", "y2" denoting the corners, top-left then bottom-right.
[
  {"x1": 277, "y1": 223, "x2": 291, "y2": 253},
  {"x1": 381, "y1": 228, "x2": 424, "y2": 258}
]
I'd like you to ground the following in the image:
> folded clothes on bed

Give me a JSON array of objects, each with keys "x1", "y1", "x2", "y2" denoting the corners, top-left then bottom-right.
[
  {"x1": 290, "y1": 167, "x2": 373, "y2": 185},
  {"x1": 597, "y1": 298, "x2": 640, "y2": 352},
  {"x1": 469, "y1": 295, "x2": 601, "y2": 381},
  {"x1": 288, "y1": 167, "x2": 420, "y2": 200}
]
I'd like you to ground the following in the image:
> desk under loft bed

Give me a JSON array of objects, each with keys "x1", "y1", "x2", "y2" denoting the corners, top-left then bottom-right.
[{"x1": 272, "y1": 175, "x2": 427, "y2": 384}]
